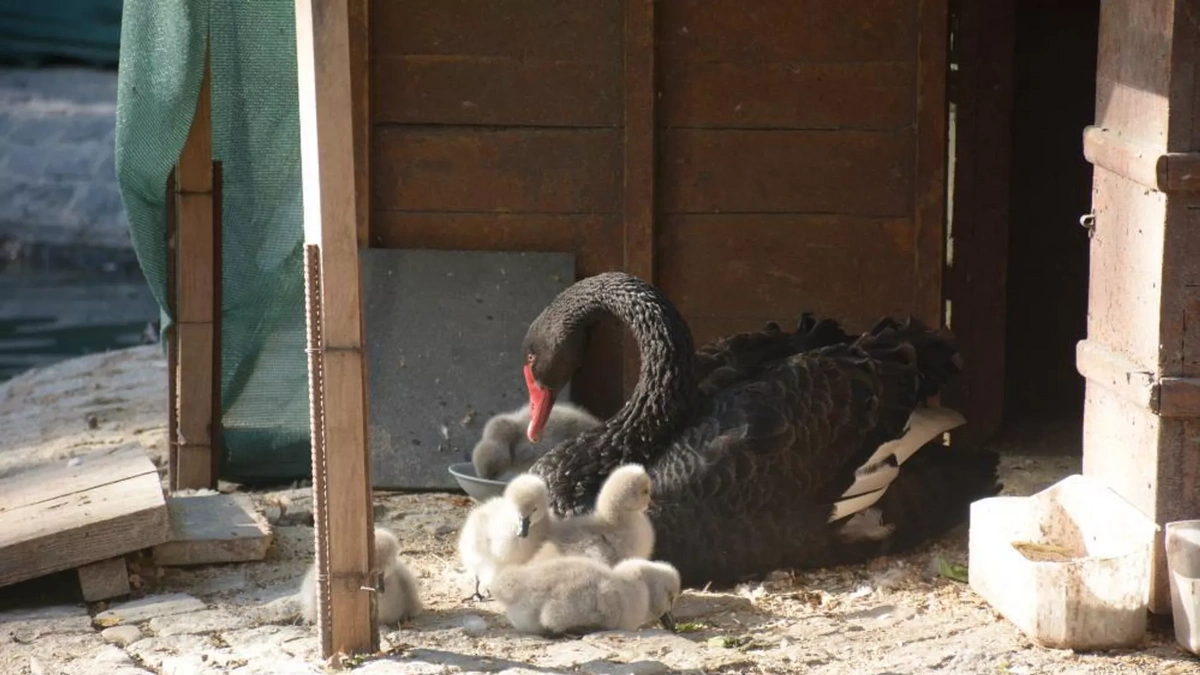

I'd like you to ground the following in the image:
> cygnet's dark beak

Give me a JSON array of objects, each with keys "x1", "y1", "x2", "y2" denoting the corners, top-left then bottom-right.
[
  {"x1": 517, "y1": 516, "x2": 531, "y2": 538},
  {"x1": 659, "y1": 612, "x2": 677, "y2": 632}
]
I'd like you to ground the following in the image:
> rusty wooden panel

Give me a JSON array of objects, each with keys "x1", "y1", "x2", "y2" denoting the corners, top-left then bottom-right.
[
  {"x1": 656, "y1": 215, "x2": 916, "y2": 319},
  {"x1": 370, "y1": 212, "x2": 621, "y2": 278},
  {"x1": 372, "y1": 56, "x2": 621, "y2": 127},
  {"x1": 661, "y1": 61, "x2": 916, "y2": 130},
  {"x1": 372, "y1": 0, "x2": 621, "y2": 62},
  {"x1": 1086, "y1": 167, "x2": 1167, "y2": 370},
  {"x1": 1094, "y1": 1, "x2": 1173, "y2": 148},
  {"x1": 659, "y1": 0, "x2": 918, "y2": 64},
  {"x1": 372, "y1": 127, "x2": 622, "y2": 213},
  {"x1": 661, "y1": 129, "x2": 914, "y2": 216}
]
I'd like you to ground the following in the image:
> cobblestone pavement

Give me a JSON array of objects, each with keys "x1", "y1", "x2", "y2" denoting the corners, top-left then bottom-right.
[{"x1": 0, "y1": 66, "x2": 128, "y2": 251}]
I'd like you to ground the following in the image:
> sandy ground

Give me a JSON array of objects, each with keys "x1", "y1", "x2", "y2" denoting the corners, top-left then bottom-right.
[{"x1": 1, "y1": 346, "x2": 1198, "y2": 675}]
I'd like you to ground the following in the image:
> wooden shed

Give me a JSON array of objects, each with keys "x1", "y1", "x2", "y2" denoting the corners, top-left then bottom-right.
[
  {"x1": 164, "y1": 0, "x2": 1200, "y2": 653},
  {"x1": 345, "y1": 0, "x2": 1199, "y2": 611}
]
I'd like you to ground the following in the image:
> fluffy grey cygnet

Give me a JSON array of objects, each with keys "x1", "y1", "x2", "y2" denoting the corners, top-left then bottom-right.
[
  {"x1": 457, "y1": 473, "x2": 551, "y2": 600},
  {"x1": 298, "y1": 527, "x2": 421, "y2": 625},
  {"x1": 533, "y1": 463, "x2": 655, "y2": 565},
  {"x1": 490, "y1": 555, "x2": 682, "y2": 635},
  {"x1": 471, "y1": 402, "x2": 602, "y2": 480}
]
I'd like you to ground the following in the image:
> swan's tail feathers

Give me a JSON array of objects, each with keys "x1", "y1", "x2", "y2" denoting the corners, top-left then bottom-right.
[
  {"x1": 854, "y1": 317, "x2": 962, "y2": 400},
  {"x1": 855, "y1": 406, "x2": 967, "y2": 472},
  {"x1": 839, "y1": 443, "x2": 1002, "y2": 552}
]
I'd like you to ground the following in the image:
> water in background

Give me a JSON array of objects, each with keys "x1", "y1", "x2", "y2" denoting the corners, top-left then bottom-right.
[{"x1": 0, "y1": 242, "x2": 160, "y2": 382}]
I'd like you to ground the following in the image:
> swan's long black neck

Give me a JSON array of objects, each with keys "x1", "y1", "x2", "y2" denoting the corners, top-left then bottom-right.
[{"x1": 558, "y1": 273, "x2": 697, "y2": 464}]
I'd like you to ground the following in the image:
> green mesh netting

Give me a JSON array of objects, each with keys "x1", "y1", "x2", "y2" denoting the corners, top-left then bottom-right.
[{"x1": 116, "y1": 0, "x2": 311, "y2": 484}]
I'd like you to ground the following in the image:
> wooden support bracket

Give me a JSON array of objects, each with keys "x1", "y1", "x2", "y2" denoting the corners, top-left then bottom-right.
[
  {"x1": 1075, "y1": 339, "x2": 1200, "y2": 417},
  {"x1": 1083, "y1": 125, "x2": 1200, "y2": 193}
]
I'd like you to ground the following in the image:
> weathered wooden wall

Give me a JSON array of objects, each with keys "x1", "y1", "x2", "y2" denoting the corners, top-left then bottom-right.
[
  {"x1": 367, "y1": 0, "x2": 949, "y2": 417},
  {"x1": 1078, "y1": 0, "x2": 1200, "y2": 613}
]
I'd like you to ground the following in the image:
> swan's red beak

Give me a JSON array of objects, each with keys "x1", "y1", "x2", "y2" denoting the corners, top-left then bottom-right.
[{"x1": 524, "y1": 363, "x2": 555, "y2": 443}]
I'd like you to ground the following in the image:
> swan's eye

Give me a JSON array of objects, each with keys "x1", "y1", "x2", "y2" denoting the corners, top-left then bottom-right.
[{"x1": 526, "y1": 353, "x2": 536, "y2": 364}]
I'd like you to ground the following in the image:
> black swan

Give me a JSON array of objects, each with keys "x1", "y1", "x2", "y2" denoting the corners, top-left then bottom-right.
[{"x1": 520, "y1": 272, "x2": 1002, "y2": 587}]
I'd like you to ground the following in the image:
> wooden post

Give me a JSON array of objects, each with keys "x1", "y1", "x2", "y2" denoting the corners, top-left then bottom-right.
[
  {"x1": 170, "y1": 49, "x2": 220, "y2": 491},
  {"x1": 940, "y1": 0, "x2": 1015, "y2": 445},
  {"x1": 1079, "y1": 0, "x2": 1200, "y2": 613},
  {"x1": 621, "y1": 0, "x2": 657, "y2": 394},
  {"x1": 295, "y1": 0, "x2": 377, "y2": 656},
  {"x1": 913, "y1": 0, "x2": 949, "y2": 329}
]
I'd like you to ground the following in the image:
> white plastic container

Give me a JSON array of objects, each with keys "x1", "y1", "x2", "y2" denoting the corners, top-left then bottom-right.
[
  {"x1": 968, "y1": 474, "x2": 1159, "y2": 650},
  {"x1": 1165, "y1": 519, "x2": 1200, "y2": 655}
]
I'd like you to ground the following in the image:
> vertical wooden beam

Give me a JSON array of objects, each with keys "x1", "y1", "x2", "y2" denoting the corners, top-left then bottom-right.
[
  {"x1": 622, "y1": 0, "x2": 657, "y2": 393},
  {"x1": 940, "y1": 0, "x2": 1015, "y2": 445},
  {"x1": 913, "y1": 0, "x2": 950, "y2": 328},
  {"x1": 171, "y1": 50, "x2": 219, "y2": 491},
  {"x1": 348, "y1": 0, "x2": 370, "y2": 247},
  {"x1": 295, "y1": 0, "x2": 377, "y2": 656}
]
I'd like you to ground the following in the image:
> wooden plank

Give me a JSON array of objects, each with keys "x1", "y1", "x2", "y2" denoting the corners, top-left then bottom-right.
[
  {"x1": 0, "y1": 445, "x2": 157, "y2": 512},
  {"x1": 938, "y1": 0, "x2": 1014, "y2": 445},
  {"x1": 912, "y1": 0, "x2": 948, "y2": 328},
  {"x1": 295, "y1": 0, "x2": 376, "y2": 655},
  {"x1": 372, "y1": 127, "x2": 623, "y2": 213},
  {"x1": 77, "y1": 557, "x2": 130, "y2": 602},
  {"x1": 372, "y1": 0, "x2": 622, "y2": 62},
  {"x1": 622, "y1": 0, "x2": 656, "y2": 394},
  {"x1": 172, "y1": 49, "x2": 217, "y2": 491},
  {"x1": 349, "y1": 0, "x2": 369, "y2": 247},
  {"x1": 370, "y1": 212, "x2": 621, "y2": 277},
  {"x1": 656, "y1": 215, "x2": 916, "y2": 319},
  {"x1": 660, "y1": 129, "x2": 914, "y2": 216},
  {"x1": 661, "y1": 61, "x2": 916, "y2": 131},
  {"x1": 151, "y1": 493, "x2": 273, "y2": 566},
  {"x1": 658, "y1": 0, "x2": 918, "y2": 64},
  {"x1": 0, "y1": 448, "x2": 169, "y2": 589},
  {"x1": 372, "y1": 56, "x2": 622, "y2": 128}
]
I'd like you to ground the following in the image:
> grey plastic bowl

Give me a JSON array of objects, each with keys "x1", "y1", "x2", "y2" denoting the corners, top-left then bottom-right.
[{"x1": 447, "y1": 462, "x2": 509, "y2": 502}]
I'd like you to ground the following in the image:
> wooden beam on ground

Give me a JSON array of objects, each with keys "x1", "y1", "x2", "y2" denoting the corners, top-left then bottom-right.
[
  {"x1": 170, "y1": 48, "x2": 220, "y2": 491},
  {"x1": 295, "y1": 0, "x2": 377, "y2": 657},
  {"x1": 621, "y1": 0, "x2": 657, "y2": 394},
  {"x1": 77, "y1": 557, "x2": 131, "y2": 602},
  {"x1": 0, "y1": 446, "x2": 170, "y2": 589},
  {"x1": 151, "y1": 493, "x2": 273, "y2": 566}
]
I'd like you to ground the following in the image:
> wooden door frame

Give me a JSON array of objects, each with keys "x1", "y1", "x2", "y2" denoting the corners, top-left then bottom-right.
[{"x1": 941, "y1": 0, "x2": 1016, "y2": 445}]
